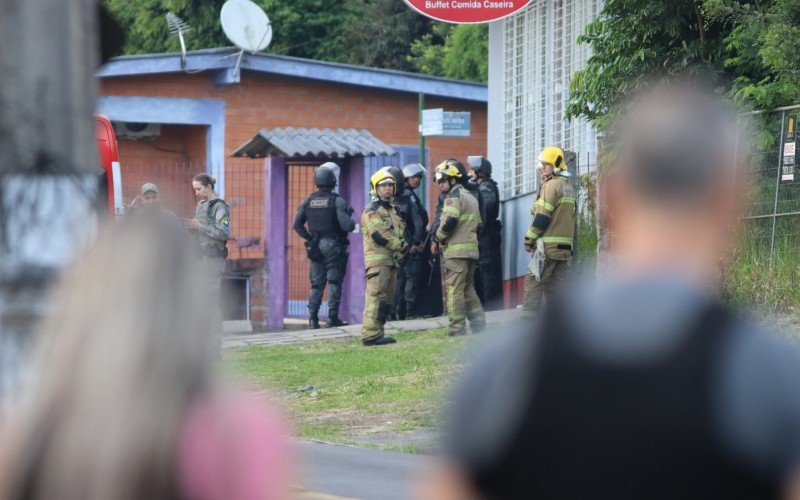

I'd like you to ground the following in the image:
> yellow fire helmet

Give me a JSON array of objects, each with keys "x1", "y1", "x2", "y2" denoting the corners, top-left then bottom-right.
[
  {"x1": 433, "y1": 159, "x2": 463, "y2": 182},
  {"x1": 538, "y1": 145, "x2": 566, "y2": 172},
  {"x1": 370, "y1": 167, "x2": 396, "y2": 196}
]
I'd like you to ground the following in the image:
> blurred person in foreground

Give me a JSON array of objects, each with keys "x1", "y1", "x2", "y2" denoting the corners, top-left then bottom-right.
[
  {"x1": 0, "y1": 218, "x2": 291, "y2": 500},
  {"x1": 421, "y1": 80, "x2": 800, "y2": 499}
]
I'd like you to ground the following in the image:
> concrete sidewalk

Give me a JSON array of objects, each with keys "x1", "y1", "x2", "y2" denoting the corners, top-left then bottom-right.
[{"x1": 222, "y1": 308, "x2": 523, "y2": 348}]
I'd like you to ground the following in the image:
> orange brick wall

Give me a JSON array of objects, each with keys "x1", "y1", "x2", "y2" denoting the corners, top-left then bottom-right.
[{"x1": 99, "y1": 70, "x2": 487, "y2": 177}]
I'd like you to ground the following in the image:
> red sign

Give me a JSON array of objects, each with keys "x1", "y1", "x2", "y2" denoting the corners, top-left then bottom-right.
[{"x1": 403, "y1": 0, "x2": 532, "y2": 24}]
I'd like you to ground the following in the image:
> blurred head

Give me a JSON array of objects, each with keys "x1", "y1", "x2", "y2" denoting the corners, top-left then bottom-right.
[
  {"x1": 538, "y1": 162, "x2": 554, "y2": 184},
  {"x1": 192, "y1": 173, "x2": 216, "y2": 201},
  {"x1": 606, "y1": 79, "x2": 747, "y2": 281},
  {"x1": 314, "y1": 164, "x2": 338, "y2": 189},
  {"x1": 140, "y1": 183, "x2": 161, "y2": 208},
  {"x1": 434, "y1": 159, "x2": 465, "y2": 194},
  {"x1": 370, "y1": 168, "x2": 396, "y2": 201},
  {"x1": 0, "y1": 218, "x2": 216, "y2": 500},
  {"x1": 467, "y1": 156, "x2": 492, "y2": 181}
]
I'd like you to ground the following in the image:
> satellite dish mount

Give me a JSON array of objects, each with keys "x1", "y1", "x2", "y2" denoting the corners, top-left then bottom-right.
[{"x1": 220, "y1": 0, "x2": 273, "y2": 78}]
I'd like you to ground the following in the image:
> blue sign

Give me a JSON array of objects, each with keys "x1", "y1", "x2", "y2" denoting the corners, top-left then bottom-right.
[{"x1": 443, "y1": 111, "x2": 471, "y2": 137}]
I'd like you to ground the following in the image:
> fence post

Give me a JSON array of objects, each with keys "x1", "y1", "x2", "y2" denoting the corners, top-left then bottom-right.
[{"x1": 769, "y1": 110, "x2": 787, "y2": 265}]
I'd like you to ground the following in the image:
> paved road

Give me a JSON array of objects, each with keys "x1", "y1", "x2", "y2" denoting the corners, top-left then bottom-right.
[{"x1": 296, "y1": 441, "x2": 432, "y2": 500}]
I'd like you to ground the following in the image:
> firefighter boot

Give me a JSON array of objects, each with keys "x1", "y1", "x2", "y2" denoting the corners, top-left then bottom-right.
[{"x1": 309, "y1": 315, "x2": 320, "y2": 329}]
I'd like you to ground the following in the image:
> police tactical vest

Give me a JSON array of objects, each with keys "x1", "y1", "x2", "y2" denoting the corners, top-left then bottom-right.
[
  {"x1": 306, "y1": 190, "x2": 341, "y2": 238},
  {"x1": 474, "y1": 301, "x2": 778, "y2": 499},
  {"x1": 439, "y1": 184, "x2": 481, "y2": 260}
]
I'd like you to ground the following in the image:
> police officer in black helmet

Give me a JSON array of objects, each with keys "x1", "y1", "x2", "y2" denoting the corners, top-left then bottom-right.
[
  {"x1": 390, "y1": 163, "x2": 428, "y2": 319},
  {"x1": 468, "y1": 156, "x2": 504, "y2": 311},
  {"x1": 292, "y1": 162, "x2": 356, "y2": 328}
]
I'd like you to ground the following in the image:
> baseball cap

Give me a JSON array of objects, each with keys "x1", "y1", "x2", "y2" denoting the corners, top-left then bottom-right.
[{"x1": 140, "y1": 183, "x2": 160, "y2": 195}]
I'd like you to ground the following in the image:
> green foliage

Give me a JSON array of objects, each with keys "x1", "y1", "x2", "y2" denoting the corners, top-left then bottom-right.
[
  {"x1": 408, "y1": 24, "x2": 488, "y2": 82},
  {"x1": 566, "y1": 0, "x2": 729, "y2": 131},
  {"x1": 566, "y1": 0, "x2": 800, "y2": 130},
  {"x1": 104, "y1": 0, "x2": 228, "y2": 54},
  {"x1": 103, "y1": 0, "x2": 487, "y2": 80}
]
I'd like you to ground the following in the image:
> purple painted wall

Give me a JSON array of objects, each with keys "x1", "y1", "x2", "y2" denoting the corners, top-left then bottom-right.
[
  {"x1": 341, "y1": 157, "x2": 366, "y2": 325},
  {"x1": 264, "y1": 156, "x2": 287, "y2": 331}
]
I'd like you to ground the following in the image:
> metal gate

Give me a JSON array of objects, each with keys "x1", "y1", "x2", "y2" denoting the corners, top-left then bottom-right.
[{"x1": 285, "y1": 162, "x2": 325, "y2": 318}]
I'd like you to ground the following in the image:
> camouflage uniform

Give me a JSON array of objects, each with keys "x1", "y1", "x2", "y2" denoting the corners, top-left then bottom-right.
[{"x1": 191, "y1": 198, "x2": 231, "y2": 342}]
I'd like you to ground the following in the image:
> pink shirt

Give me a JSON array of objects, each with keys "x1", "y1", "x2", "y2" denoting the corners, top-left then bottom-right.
[{"x1": 178, "y1": 394, "x2": 291, "y2": 500}]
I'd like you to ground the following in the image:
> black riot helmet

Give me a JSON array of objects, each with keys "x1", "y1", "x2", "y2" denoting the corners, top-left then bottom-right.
[
  {"x1": 387, "y1": 166, "x2": 405, "y2": 196},
  {"x1": 314, "y1": 165, "x2": 337, "y2": 188},
  {"x1": 467, "y1": 155, "x2": 492, "y2": 177}
]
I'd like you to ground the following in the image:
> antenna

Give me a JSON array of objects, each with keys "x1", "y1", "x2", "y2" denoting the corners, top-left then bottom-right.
[
  {"x1": 166, "y1": 12, "x2": 192, "y2": 69},
  {"x1": 220, "y1": 0, "x2": 272, "y2": 78}
]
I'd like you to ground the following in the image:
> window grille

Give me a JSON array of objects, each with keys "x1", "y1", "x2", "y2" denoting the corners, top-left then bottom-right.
[{"x1": 501, "y1": 0, "x2": 600, "y2": 199}]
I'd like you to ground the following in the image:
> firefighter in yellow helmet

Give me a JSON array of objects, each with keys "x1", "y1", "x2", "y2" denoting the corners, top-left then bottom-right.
[
  {"x1": 434, "y1": 159, "x2": 486, "y2": 335},
  {"x1": 360, "y1": 167, "x2": 408, "y2": 346},
  {"x1": 523, "y1": 146, "x2": 576, "y2": 313}
]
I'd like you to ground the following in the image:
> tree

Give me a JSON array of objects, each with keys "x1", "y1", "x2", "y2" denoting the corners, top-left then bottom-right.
[
  {"x1": 566, "y1": 0, "x2": 800, "y2": 131},
  {"x1": 408, "y1": 24, "x2": 488, "y2": 82},
  {"x1": 104, "y1": 0, "x2": 228, "y2": 54},
  {"x1": 104, "y1": 0, "x2": 487, "y2": 81}
]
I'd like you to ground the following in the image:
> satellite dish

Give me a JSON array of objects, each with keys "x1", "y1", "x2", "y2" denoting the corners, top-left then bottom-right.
[{"x1": 221, "y1": 0, "x2": 272, "y2": 52}]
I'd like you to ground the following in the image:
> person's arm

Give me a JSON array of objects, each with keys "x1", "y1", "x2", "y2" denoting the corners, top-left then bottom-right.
[
  {"x1": 524, "y1": 182, "x2": 558, "y2": 250},
  {"x1": 436, "y1": 194, "x2": 461, "y2": 243},
  {"x1": 334, "y1": 197, "x2": 356, "y2": 233},
  {"x1": 292, "y1": 202, "x2": 312, "y2": 241},
  {"x1": 409, "y1": 196, "x2": 425, "y2": 247},
  {"x1": 203, "y1": 203, "x2": 231, "y2": 242}
]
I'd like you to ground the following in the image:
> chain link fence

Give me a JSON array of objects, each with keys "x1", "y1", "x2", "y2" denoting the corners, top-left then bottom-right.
[{"x1": 740, "y1": 106, "x2": 800, "y2": 261}]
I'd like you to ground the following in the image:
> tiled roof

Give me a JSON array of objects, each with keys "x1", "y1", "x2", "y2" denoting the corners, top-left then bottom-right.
[{"x1": 232, "y1": 127, "x2": 396, "y2": 158}]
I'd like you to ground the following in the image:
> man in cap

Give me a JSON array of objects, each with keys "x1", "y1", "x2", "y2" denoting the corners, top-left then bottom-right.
[
  {"x1": 360, "y1": 167, "x2": 407, "y2": 346},
  {"x1": 468, "y1": 156, "x2": 503, "y2": 311},
  {"x1": 292, "y1": 162, "x2": 356, "y2": 329},
  {"x1": 127, "y1": 182, "x2": 182, "y2": 230}
]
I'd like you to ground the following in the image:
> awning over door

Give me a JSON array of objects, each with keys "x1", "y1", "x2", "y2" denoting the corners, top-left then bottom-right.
[{"x1": 231, "y1": 127, "x2": 396, "y2": 159}]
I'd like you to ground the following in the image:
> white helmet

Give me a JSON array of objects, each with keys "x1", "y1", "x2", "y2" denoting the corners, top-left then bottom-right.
[{"x1": 402, "y1": 163, "x2": 426, "y2": 179}]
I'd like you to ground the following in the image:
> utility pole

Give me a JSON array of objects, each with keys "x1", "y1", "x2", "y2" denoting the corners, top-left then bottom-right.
[{"x1": 0, "y1": 0, "x2": 99, "y2": 410}]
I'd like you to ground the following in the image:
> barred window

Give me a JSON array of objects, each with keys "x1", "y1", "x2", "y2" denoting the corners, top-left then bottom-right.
[{"x1": 501, "y1": 0, "x2": 600, "y2": 199}]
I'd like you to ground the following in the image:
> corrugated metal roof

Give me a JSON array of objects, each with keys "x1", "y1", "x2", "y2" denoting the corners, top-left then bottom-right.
[{"x1": 231, "y1": 127, "x2": 397, "y2": 158}]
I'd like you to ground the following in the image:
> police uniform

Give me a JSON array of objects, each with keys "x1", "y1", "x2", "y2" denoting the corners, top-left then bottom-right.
[
  {"x1": 435, "y1": 163, "x2": 486, "y2": 336},
  {"x1": 293, "y1": 179, "x2": 355, "y2": 328},
  {"x1": 391, "y1": 183, "x2": 425, "y2": 319},
  {"x1": 523, "y1": 147, "x2": 576, "y2": 313},
  {"x1": 475, "y1": 173, "x2": 503, "y2": 311},
  {"x1": 361, "y1": 170, "x2": 406, "y2": 345},
  {"x1": 191, "y1": 197, "x2": 231, "y2": 339}
]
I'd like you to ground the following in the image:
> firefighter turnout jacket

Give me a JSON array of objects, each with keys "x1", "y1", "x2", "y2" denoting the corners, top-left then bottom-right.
[
  {"x1": 525, "y1": 175, "x2": 576, "y2": 260},
  {"x1": 361, "y1": 198, "x2": 407, "y2": 268},
  {"x1": 435, "y1": 183, "x2": 481, "y2": 260}
]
